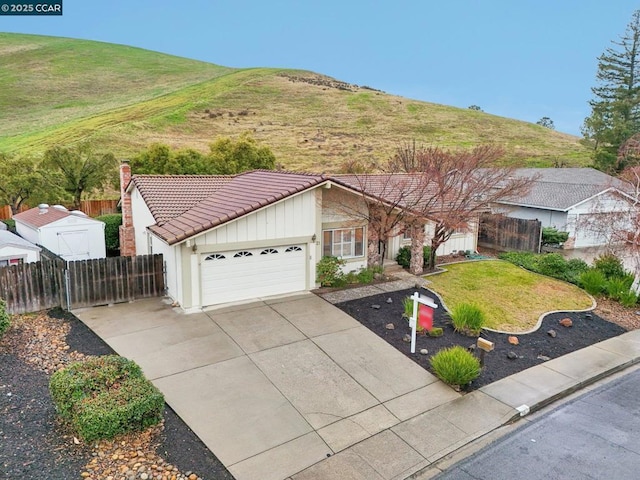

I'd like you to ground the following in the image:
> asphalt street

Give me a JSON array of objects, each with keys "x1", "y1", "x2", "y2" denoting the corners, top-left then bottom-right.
[{"x1": 435, "y1": 367, "x2": 640, "y2": 480}]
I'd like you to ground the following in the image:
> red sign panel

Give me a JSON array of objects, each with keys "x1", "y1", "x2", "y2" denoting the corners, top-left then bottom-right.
[{"x1": 418, "y1": 304, "x2": 433, "y2": 331}]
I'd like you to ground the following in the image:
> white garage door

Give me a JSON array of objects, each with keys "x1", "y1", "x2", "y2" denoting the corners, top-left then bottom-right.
[{"x1": 200, "y1": 244, "x2": 307, "y2": 306}]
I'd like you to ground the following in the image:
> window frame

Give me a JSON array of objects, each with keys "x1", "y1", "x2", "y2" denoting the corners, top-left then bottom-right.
[{"x1": 322, "y1": 226, "x2": 365, "y2": 259}]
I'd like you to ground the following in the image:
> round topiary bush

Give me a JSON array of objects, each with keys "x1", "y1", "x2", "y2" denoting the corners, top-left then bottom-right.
[
  {"x1": 49, "y1": 355, "x2": 164, "y2": 442},
  {"x1": 430, "y1": 346, "x2": 481, "y2": 388}
]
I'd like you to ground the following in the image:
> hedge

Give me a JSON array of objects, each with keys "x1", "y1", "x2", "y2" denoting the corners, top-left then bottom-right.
[{"x1": 49, "y1": 355, "x2": 164, "y2": 441}]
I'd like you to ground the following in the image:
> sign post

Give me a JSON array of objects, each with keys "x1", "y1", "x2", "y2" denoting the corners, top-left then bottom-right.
[{"x1": 409, "y1": 292, "x2": 438, "y2": 354}]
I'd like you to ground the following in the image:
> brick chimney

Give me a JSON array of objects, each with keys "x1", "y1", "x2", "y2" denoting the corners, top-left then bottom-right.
[{"x1": 119, "y1": 160, "x2": 136, "y2": 256}]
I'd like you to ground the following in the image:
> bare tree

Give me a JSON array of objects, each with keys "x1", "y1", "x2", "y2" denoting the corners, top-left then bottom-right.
[
  {"x1": 389, "y1": 144, "x2": 533, "y2": 270},
  {"x1": 330, "y1": 172, "x2": 436, "y2": 268}
]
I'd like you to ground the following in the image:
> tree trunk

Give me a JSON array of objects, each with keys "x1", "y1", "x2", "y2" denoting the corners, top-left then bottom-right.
[{"x1": 409, "y1": 223, "x2": 425, "y2": 275}]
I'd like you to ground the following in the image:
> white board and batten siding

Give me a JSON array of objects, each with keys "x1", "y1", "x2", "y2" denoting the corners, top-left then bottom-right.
[{"x1": 188, "y1": 190, "x2": 318, "y2": 309}]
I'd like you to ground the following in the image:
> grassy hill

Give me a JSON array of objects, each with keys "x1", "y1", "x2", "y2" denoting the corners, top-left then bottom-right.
[{"x1": 0, "y1": 32, "x2": 592, "y2": 171}]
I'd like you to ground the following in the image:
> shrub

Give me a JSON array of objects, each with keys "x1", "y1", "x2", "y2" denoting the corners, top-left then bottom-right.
[
  {"x1": 593, "y1": 253, "x2": 626, "y2": 280},
  {"x1": 564, "y1": 258, "x2": 590, "y2": 284},
  {"x1": 356, "y1": 267, "x2": 375, "y2": 284},
  {"x1": 49, "y1": 355, "x2": 164, "y2": 442},
  {"x1": 1, "y1": 219, "x2": 15, "y2": 232},
  {"x1": 541, "y1": 227, "x2": 569, "y2": 246},
  {"x1": 0, "y1": 299, "x2": 10, "y2": 338},
  {"x1": 316, "y1": 256, "x2": 346, "y2": 287},
  {"x1": 427, "y1": 327, "x2": 444, "y2": 337},
  {"x1": 430, "y1": 346, "x2": 481, "y2": 388},
  {"x1": 579, "y1": 269, "x2": 606, "y2": 295},
  {"x1": 422, "y1": 246, "x2": 434, "y2": 267},
  {"x1": 450, "y1": 303, "x2": 485, "y2": 336},
  {"x1": 402, "y1": 296, "x2": 414, "y2": 318},
  {"x1": 395, "y1": 245, "x2": 435, "y2": 269},
  {"x1": 344, "y1": 271, "x2": 358, "y2": 285},
  {"x1": 605, "y1": 277, "x2": 630, "y2": 301},
  {"x1": 395, "y1": 246, "x2": 411, "y2": 268},
  {"x1": 498, "y1": 251, "x2": 538, "y2": 271},
  {"x1": 96, "y1": 214, "x2": 122, "y2": 252},
  {"x1": 535, "y1": 253, "x2": 569, "y2": 279},
  {"x1": 620, "y1": 290, "x2": 639, "y2": 308}
]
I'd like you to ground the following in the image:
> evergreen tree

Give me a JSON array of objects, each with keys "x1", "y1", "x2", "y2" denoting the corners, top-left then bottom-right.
[{"x1": 583, "y1": 10, "x2": 640, "y2": 173}]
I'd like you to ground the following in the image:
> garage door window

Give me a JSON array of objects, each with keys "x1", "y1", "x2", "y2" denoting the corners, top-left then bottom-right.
[
  {"x1": 204, "y1": 254, "x2": 226, "y2": 260},
  {"x1": 261, "y1": 248, "x2": 278, "y2": 255},
  {"x1": 323, "y1": 227, "x2": 364, "y2": 258},
  {"x1": 234, "y1": 251, "x2": 253, "y2": 258}
]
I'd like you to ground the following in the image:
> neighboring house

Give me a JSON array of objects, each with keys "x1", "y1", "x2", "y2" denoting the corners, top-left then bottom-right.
[
  {"x1": 0, "y1": 229, "x2": 41, "y2": 266},
  {"x1": 492, "y1": 168, "x2": 635, "y2": 249},
  {"x1": 119, "y1": 163, "x2": 476, "y2": 311},
  {"x1": 14, "y1": 205, "x2": 106, "y2": 261}
]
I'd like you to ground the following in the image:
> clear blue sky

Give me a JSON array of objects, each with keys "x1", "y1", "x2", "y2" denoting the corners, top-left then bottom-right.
[{"x1": 0, "y1": 1, "x2": 636, "y2": 135}]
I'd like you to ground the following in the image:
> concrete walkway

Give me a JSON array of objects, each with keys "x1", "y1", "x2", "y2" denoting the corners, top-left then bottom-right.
[{"x1": 74, "y1": 286, "x2": 640, "y2": 480}]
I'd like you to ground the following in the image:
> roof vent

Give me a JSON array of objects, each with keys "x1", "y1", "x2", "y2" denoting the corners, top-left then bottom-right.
[
  {"x1": 70, "y1": 210, "x2": 88, "y2": 217},
  {"x1": 38, "y1": 203, "x2": 49, "y2": 214},
  {"x1": 52, "y1": 205, "x2": 68, "y2": 211}
]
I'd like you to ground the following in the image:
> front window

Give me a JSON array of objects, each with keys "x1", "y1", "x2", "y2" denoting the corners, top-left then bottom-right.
[{"x1": 323, "y1": 227, "x2": 364, "y2": 258}]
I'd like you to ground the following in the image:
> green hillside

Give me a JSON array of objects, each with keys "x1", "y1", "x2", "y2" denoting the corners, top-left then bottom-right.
[{"x1": 0, "y1": 33, "x2": 591, "y2": 171}]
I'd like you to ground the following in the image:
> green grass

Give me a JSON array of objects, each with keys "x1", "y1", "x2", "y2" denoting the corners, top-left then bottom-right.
[
  {"x1": 427, "y1": 260, "x2": 593, "y2": 333},
  {"x1": 0, "y1": 33, "x2": 592, "y2": 171}
]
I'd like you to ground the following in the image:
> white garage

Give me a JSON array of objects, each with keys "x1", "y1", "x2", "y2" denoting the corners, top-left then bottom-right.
[{"x1": 200, "y1": 244, "x2": 307, "y2": 306}]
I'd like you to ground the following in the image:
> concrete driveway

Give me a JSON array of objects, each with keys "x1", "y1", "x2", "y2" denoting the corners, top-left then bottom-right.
[{"x1": 74, "y1": 293, "x2": 456, "y2": 480}]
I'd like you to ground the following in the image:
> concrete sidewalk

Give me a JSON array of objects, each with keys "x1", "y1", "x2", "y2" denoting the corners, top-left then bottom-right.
[{"x1": 74, "y1": 291, "x2": 640, "y2": 480}]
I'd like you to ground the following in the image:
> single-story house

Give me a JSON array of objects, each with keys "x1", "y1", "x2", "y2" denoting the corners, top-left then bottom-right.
[
  {"x1": 119, "y1": 163, "x2": 478, "y2": 311},
  {"x1": 14, "y1": 205, "x2": 106, "y2": 261},
  {"x1": 0, "y1": 229, "x2": 41, "y2": 266},
  {"x1": 492, "y1": 168, "x2": 636, "y2": 249}
]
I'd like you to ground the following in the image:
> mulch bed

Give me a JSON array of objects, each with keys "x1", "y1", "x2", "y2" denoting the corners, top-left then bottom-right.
[
  {"x1": 336, "y1": 287, "x2": 628, "y2": 390},
  {"x1": 0, "y1": 308, "x2": 233, "y2": 480}
]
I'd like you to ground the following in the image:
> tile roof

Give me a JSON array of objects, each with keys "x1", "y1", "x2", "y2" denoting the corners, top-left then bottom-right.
[
  {"x1": 332, "y1": 174, "x2": 458, "y2": 213},
  {"x1": 149, "y1": 170, "x2": 327, "y2": 244},
  {"x1": 0, "y1": 230, "x2": 41, "y2": 250},
  {"x1": 131, "y1": 175, "x2": 232, "y2": 224},
  {"x1": 13, "y1": 206, "x2": 78, "y2": 228},
  {"x1": 497, "y1": 168, "x2": 633, "y2": 211}
]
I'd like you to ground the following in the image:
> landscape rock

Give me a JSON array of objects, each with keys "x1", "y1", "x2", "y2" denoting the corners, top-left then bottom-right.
[
  {"x1": 585, "y1": 313, "x2": 593, "y2": 319},
  {"x1": 559, "y1": 318, "x2": 573, "y2": 327},
  {"x1": 507, "y1": 351, "x2": 518, "y2": 360},
  {"x1": 508, "y1": 336, "x2": 519, "y2": 345},
  {"x1": 467, "y1": 343, "x2": 476, "y2": 352},
  {"x1": 537, "y1": 355, "x2": 551, "y2": 361},
  {"x1": 547, "y1": 329, "x2": 557, "y2": 338},
  {"x1": 385, "y1": 323, "x2": 395, "y2": 330},
  {"x1": 371, "y1": 304, "x2": 381, "y2": 310},
  {"x1": 420, "y1": 348, "x2": 428, "y2": 355},
  {"x1": 386, "y1": 297, "x2": 393, "y2": 304},
  {"x1": 402, "y1": 334, "x2": 411, "y2": 343}
]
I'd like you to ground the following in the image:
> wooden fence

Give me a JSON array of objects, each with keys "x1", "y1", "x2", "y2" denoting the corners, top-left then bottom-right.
[
  {"x1": 478, "y1": 214, "x2": 542, "y2": 253},
  {"x1": 0, "y1": 254, "x2": 165, "y2": 314},
  {"x1": 0, "y1": 199, "x2": 118, "y2": 220}
]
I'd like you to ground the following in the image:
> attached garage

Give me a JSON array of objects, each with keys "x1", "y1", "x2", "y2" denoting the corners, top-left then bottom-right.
[{"x1": 200, "y1": 244, "x2": 307, "y2": 306}]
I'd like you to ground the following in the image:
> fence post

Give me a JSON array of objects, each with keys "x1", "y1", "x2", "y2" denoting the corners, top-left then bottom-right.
[{"x1": 64, "y1": 268, "x2": 71, "y2": 311}]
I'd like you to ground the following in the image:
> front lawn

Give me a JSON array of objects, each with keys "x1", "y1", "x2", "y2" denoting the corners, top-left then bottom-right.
[{"x1": 426, "y1": 260, "x2": 593, "y2": 332}]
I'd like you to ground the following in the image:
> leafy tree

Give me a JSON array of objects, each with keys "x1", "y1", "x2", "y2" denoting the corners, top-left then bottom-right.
[
  {"x1": 583, "y1": 10, "x2": 640, "y2": 173},
  {"x1": 130, "y1": 134, "x2": 276, "y2": 175},
  {"x1": 130, "y1": 144, "x2": 206, "y2": 174},
  {"x1": 537, "y1": 117, "x2": 555, "y2": 129},
  {"x1": 468, "y1": 105, "x2": 483, "y2": 111},
  {"x1": 206, "y1": 133, "x2": 276, "y2": 174},
  {"x1": 43, "y1": 143, "x2": 118, "y2": 209},
  {"x1": 0, "y1": 153, "x2": 48, "y2": 214}
]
